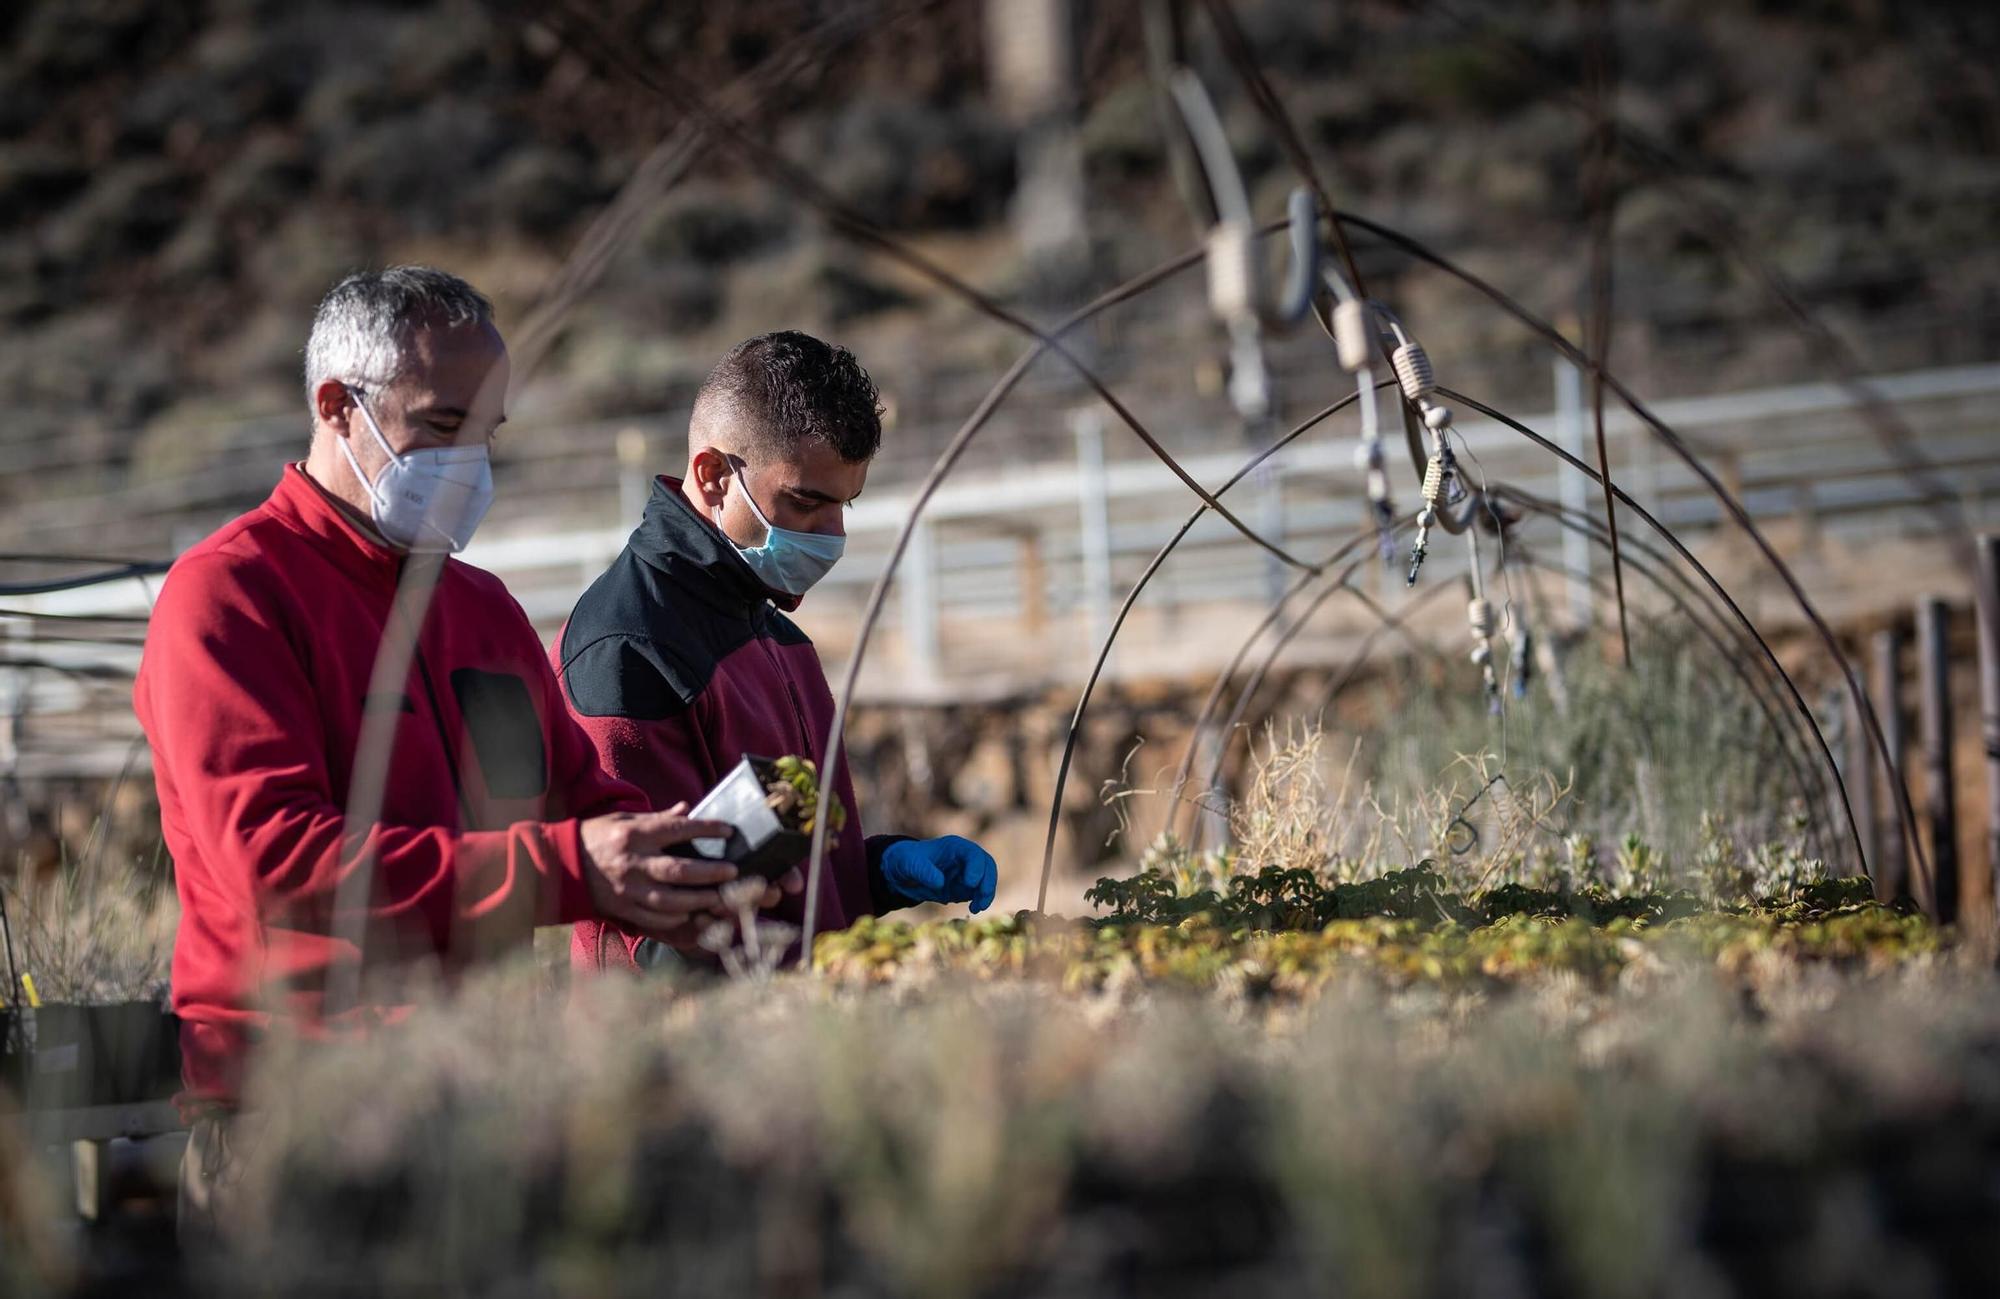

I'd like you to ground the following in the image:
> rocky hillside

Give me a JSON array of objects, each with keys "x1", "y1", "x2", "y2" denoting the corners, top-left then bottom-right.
[{"x1": 4, "y1": 0, "x2": 1997, "y2": 546}]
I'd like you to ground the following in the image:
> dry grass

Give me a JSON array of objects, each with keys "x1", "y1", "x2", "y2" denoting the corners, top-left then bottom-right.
[{"x1": 3, "y1": 845, "x2": 177, "y2": 1006}]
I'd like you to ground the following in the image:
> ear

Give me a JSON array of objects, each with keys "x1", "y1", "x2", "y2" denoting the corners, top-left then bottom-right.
[
  {"x1": 687, "y1": 444, "x2": 736, "y2": 508},
  {"x1": 313, "y1": 380, "x2": 355, "y2": 437}
]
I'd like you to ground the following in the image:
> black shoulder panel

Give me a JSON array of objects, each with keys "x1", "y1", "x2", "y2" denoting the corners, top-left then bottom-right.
[
  {"x1": 563, "y1": 545, "x2": 796, "y2": 720},
  {"x1": 763, "y1": 607, "x2": 814, "y2": 647},
  {"x1": 560, "y1": 633, "x2": 696, "y2": 721}
]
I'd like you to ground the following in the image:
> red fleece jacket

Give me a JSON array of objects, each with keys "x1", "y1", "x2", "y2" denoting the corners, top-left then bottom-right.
[
  {"x1": 554, "y1": 477, "x2": 912, "y2": 971},
  {"x1": 133, "y1": 466, "x2": 643, "y2": 1105}
]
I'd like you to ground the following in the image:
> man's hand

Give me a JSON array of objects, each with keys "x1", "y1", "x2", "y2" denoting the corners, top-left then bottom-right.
[
  {"x1": 580, "y1": 803, "x2": 739, "y2": 934},
  {"x1": 878, "y1": 836, "x2": 998, "y2": 913},
  {"x1": 638, "y1": 868, "x2": 808, "y2": 960}
]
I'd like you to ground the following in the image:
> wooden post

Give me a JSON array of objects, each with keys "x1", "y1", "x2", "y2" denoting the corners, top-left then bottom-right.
[
  {"x1": 72, "y1": 1140, "x2": 110, "y2": 1223},
  {"x1": 1018, "y1": 530, "x2": 1048, "y2": 639},
  {"x1": 1870, "y1": 627, "x2": 1909, "y2": 903},
  {"x1": 901, "y1": 519, "x2": 940, "y2": 683},
  {"x1": 615, "y1": 426, "x2": 650, "y2": 525},
  {"x1": 1073, "y1": 410, "x2": 1113, "y2": 657},
  {"x1": 1917, "y1": 597, "x2": 1958, "y2": 923},
  {"x1": 1976, "y1": 536, "x2": 2000, "y2": 936},
  {"x1": 1844, "y1": 673, "x2": 1876, "y2": 883},
  {"x1": 987, "y1": 0, "x2": 1088, "y2": 300}
]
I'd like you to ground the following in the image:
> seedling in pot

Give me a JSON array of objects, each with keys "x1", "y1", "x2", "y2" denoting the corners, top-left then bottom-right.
[
  {"x1": 762, "y1": 754, "x2": 847, "y2": 840},
  {"x1": 687, "y1": 754, "x2": 846, "y2": 878}
]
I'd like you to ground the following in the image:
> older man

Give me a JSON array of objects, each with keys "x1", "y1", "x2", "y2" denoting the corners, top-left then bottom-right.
[
  {"x1": 134, "y1": 267, "x2": 787, "y2": 1237},
  {"x1": 555, "y1": 331, "x2": 997, "y2": 971}
]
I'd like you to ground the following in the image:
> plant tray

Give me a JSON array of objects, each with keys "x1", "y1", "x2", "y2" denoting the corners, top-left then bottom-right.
[{"x1": 686, "y1": 755, "x2": 814, "y2": 880}]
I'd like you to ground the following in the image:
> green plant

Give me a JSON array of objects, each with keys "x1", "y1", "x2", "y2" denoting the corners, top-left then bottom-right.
[
  {"x1": 1356, "y1": 640, "x2": 1808, "y2": 879},
  {"x1": 763, "y1": 754, "x2": 847, "y2": 841}
]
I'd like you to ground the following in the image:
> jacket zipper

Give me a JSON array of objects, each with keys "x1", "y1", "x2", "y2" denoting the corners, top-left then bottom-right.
[
  {"x1": 396, "y1": 556, "x2": 476, "y2": 830},
  {"x1": 757, "y1": 616, "x2": 817, "y2": 760}
]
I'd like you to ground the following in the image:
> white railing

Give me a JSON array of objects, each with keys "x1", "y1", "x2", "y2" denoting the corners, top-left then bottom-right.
[
  {"x1": 4, "y1": 360, "x2": 1997, "y2": 775},
  {"x1": 462, "y1": 359, "x2": 2000, "y2": 670}
]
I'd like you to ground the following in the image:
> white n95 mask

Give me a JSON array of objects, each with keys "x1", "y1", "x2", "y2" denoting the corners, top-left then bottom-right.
[
  {"x1": 338, "y1": 389, "x2": 494, "y2": 553},
  {"x1": 726, "y1": 470, "x2": 845, "y2": 596}
]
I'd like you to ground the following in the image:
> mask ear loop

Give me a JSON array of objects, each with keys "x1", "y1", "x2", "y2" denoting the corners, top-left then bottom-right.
[
  {"x1": 348, "y1": 388, "x2": 406, "y2": 462},
  {"x1": 334, "y1": 386, "x2": 399, "y2": 509},
  {"x1": 344, "y1": 387, "x2": 413, "y2": 484},
  {"x1": 340, "y1": 386, "x2": 476, "y2": 551},
  {"x1": 723, "y1": 458, "x2": 778, "y2": 546}
]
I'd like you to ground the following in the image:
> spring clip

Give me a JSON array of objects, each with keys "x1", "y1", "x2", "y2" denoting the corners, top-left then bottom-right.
[{"x1": 1387, "y1": 319, "x2": 1460, "y2": 585}]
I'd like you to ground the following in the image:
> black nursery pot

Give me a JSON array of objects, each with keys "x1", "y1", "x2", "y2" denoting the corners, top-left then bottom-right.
[
  {"x1": 686, "y1": 755, "x2": 814, "y2": 880},
  {"x1": 0, "y1": 1007, "x2": 23, "y2": 1097},
  {"x1": 26, "y1": 1002, "x2": 181, "y2": 1110}
]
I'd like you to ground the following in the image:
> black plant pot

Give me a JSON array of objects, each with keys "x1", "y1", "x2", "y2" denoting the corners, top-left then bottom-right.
[
  {"x1": 0, "y1": 1007, "x2": 23, "y2": 1099},
  {"x1": 25, "y1": 1002, "x2": 181, "y2": 1110},
  {"x1": 686, "y1": 755, "x2": 814, "y2": 880}
]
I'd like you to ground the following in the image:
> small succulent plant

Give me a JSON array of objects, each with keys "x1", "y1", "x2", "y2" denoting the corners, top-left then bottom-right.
[{"x1": 761, "y1": 754, "x2": 847, "y2": 840}]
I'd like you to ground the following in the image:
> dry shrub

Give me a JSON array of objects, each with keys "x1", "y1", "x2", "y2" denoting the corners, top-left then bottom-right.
[
  {"x1": 1227, "y1": 721, "x2": 1349, "y2": 877},
  {"x1": 1169, "y1": 721, "x2": 1576, "y2": 892},
  {"x1": 3, "y1": 848, "x2": 177, "y2": 1005}
]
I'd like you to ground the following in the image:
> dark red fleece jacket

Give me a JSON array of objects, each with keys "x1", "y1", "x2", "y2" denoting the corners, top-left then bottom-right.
[
  {"x1": 555, "y1": 477, "x2": 912, "y2": 971},
  {"x1": 133, "y1": 465, "x2": 644, "y2": 1105}
]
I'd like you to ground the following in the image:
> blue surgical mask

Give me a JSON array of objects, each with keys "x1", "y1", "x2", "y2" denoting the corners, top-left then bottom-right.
[{"x1": 724, "y1": 470, "x2": 845, "y2": 596}]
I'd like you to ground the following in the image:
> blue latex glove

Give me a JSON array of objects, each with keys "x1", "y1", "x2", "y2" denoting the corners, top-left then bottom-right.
[{"x1": 879, "y1": 836, "x2": 998, "y2": 913}]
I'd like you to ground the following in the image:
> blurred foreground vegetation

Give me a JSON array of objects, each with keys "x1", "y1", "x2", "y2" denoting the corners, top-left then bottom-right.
[
  {"x1": 7, "y1": 843, "x2": 1993, "y2": 1298},
  {"x1": 1, "y1": 682, "x2": 1989, "y2": 1297}
]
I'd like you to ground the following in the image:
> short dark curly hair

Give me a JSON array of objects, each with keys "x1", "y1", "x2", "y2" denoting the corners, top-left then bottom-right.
[{"x1": 692, "y1": 331, "x2": 884, "y2": 464}]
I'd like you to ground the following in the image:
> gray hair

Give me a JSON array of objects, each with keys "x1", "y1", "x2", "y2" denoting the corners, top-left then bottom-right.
[{"x1": 302, "y1": 266, "x2": 494, "y2": 405}]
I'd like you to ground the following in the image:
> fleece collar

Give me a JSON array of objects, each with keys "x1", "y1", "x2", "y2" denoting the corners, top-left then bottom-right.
[
  {"x1": 263, "y1": 463, "x2": 412, "y2": 592},
  {"x1": 627, "y1": 476, "x2": 801, "y2": 616}
]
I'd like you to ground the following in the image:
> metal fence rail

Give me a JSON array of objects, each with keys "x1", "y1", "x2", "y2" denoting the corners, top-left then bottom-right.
[
  {"x1": 464, "y1": 358, "x2": 2000, "y2": 676},
  {"x1": 4, "y1": 357, "x2": 1993, "y2": 785}
]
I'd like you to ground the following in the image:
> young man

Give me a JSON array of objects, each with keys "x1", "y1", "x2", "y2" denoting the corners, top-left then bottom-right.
[
  {"x1": 135, "y1": 268, "x2": 789, "y2": 1239},
  {"x1": 556, "y1": 331, "x2": 998, "y2": 969}
]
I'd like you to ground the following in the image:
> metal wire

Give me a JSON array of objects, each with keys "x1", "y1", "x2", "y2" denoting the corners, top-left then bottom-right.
[
  {"x1": 1166, "y1": 517, "x2": 1415, "y2": 842},
  {"x1": 0, "y1": 560, "x2": 171, "y2": 598},
  {"x1": 1440, "y1": 385, "x2": 1866, "y2": 877},
  {"x1": 1489, "y1": 486, "x2": 1838, "y2": 823},
  {"x1": 782, "y1": 222, "x2": 1303, "y2": 956},
  {"x1": 458, "y1": 3, "x2": 1914, "y2": 925},
  {"x1": 1308, "y1": 578, "x2": 1458, "y2": 720},
  {"x1": 1195, "y1": 0, "x2": 1370, "y2": 298},
  {"x1": 1582, "y1": 0, "x2": 1633, "y2": 670},
  {"x1": 1292, "y1": 205, "x2": 1912, "y2": 882},
  {"x1": 1034, "y1": 384, "x2": 1389, "y2": 912},
  {"x1": 505, "y1": 0, "x2": 922, "y2": 384},
  {"x1": 1487, "y1": 501, "x2": 1837, "y2": 866},
  {"x1": 1193, "y1": 565, "x2": 1378, "y2": 850},
  {"x1": 1399, "y1": 0, "x2": 1972, "y2": 551}
]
